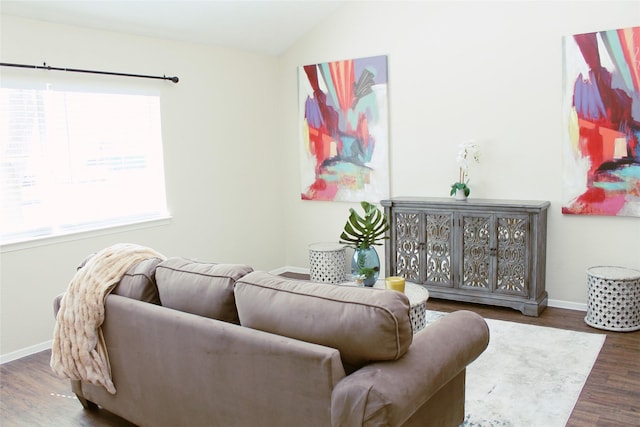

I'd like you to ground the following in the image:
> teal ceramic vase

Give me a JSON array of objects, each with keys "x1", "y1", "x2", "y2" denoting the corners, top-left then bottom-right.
[{"x1": 352, "y1": 247, "x2": 380, "y2": 287}]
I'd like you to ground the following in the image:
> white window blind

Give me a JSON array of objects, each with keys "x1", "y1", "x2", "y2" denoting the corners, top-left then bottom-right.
[{"x1": 0, "y1": 84, "x2": 169, "y2": 245}]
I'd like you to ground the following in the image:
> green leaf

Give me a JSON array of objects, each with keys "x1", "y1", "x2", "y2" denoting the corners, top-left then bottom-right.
[{"x1": 339, "y1": 201, "x2": 389, "y2": 249}]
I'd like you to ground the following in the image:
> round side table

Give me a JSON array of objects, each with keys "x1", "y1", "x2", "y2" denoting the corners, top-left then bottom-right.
[
  {"x1": 373, "y1": 280, "x2": 429, "y2": 332},
  {"x1": 585, "y1": 266, "x2": 640, "y2": 332},
  {"x1": 339, "y1": 279, "x2": 430, "y2": 333}
]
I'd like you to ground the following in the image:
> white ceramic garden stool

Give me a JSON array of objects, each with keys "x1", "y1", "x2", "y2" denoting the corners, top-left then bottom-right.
[
  {"x1": 308, "y1": 242, "x2": 347, "y2": 284},
  {"x1": 585, "y1": 266, "x2": 640, "y2": 332}
]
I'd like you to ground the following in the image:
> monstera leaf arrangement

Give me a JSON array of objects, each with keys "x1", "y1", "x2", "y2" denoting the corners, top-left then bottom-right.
[
  {"x1": 339, "y1": 201, "x2": 389, "y2": 249},
  {"x1": 339, "y1": 201, "x2": 389, "y2": 284}
]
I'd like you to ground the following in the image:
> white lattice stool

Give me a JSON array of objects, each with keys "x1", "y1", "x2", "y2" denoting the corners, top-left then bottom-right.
[
  {"x1": 308, "y1": 243, "x2": 346, "y2": 284},
  {"x1": 585, "y1": 266, "x2": 640, "y2": 332}
]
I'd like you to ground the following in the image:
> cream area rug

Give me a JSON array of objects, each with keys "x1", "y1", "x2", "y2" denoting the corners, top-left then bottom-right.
[{"x1": 425, "y1": 311, "x2": 606, "y2": 427}]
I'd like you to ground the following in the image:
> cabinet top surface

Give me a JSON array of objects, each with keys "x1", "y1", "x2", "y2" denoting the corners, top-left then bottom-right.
[{"x1": 381, "y1": 197, "x2": 550, "y2": 209}]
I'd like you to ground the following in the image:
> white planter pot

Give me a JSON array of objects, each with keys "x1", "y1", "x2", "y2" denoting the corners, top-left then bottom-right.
[{"x1": 454, "y1": 188, "x2": 468, "y2": 200}]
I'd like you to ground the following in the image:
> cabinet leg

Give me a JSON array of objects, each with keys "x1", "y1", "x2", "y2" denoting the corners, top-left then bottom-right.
[{"x1": 522, "y1": 297, "x2": 548, "y2": 316}]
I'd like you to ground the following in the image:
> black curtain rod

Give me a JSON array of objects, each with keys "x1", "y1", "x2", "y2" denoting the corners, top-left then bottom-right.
[{"x1": 0, "y1": 62, "x2": 179, "y2": 83}]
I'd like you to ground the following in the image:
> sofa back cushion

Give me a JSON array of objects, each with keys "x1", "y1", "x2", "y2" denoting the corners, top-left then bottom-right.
[
  {"x1": 77, "y1": 253, "x2": 162, "y2": 304},
  {"x1": 234, "y1": 271, "x2": 413, "y2": 369},
  {"x1": 155, "y1": 258, "x2": 253, "y2": 324}
]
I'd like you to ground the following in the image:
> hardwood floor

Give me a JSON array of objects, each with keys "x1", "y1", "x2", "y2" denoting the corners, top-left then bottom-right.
[
  {"x1": 0, "y1": 349, "x2": 135, "y2": 427},
  {"x1": 1, "y1": 292, "x2": 638, "y2": 426}
]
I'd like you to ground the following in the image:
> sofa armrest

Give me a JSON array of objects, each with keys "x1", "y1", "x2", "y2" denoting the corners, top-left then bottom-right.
[{"x1": 331, "y1": 310, "x2": 489, "y2": 427}]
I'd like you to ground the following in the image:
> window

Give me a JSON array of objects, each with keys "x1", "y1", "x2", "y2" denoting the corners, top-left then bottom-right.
[{"x1": 0, "y1": 83, "x2": 169, "y2": 245}]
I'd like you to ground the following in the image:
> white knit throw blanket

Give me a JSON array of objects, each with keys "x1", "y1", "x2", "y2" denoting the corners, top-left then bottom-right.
[{"x1": 50, "y1": 243, "x2": 166, "y2": 394}]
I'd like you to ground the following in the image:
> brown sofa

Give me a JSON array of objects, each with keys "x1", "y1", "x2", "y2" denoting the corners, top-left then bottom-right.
[{"x1": 53, "y1": 256, "x2": 489, "y2": 427}]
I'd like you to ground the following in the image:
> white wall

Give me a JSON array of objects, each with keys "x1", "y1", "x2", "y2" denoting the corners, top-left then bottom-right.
[
  {"x1": 0, "y1": 15, "x2": 285, "y2": 357},
  {"x1": 280, "y1": 1, "x2": 640, "y2": 304}
]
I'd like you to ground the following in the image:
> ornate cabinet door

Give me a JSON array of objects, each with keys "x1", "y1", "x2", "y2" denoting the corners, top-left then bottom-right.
[
  {"x1": 393, "y1": 210, "x2": 422, "y2": 282},
  {"x1": 495, "y1": 214, "x2": 530, "y2": 297},
  {"x1": 424, "y1": 211, "x2": 454, "y2": 288},
  {"x1": 459, "y1": 213, "x2": 494, "y2": 292}
]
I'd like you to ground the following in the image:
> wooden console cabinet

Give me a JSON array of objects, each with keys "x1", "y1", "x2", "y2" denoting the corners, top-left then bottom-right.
[{"x1": 381, "y1": 197, "x2": 550, "y2": 316}]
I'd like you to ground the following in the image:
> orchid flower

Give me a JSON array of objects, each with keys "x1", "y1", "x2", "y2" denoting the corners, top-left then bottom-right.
[{"x1": 456, "y1": 140, "x2": 480, "y2": 184}]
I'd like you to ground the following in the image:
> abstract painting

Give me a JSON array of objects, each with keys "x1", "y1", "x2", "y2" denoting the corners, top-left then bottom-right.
[
  {"x1": 562, "y1": 26, "x2": 640, "y2": 216},
  {"x1": 299, "y1": 55, "x2": 389, "y2": 202}
]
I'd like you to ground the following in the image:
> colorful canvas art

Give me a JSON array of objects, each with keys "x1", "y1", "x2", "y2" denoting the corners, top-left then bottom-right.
[
  {"x1": 562, "y1": 26, "x2": 640, "y2": 216},
  {"x1": 299, "y1": 55, "x2": 389, "y2": 202}
]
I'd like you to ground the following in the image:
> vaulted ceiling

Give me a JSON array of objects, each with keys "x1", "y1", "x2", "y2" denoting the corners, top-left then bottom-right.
[{"x1": 1, "y1": 0, "x2": 345, "y2": 55}]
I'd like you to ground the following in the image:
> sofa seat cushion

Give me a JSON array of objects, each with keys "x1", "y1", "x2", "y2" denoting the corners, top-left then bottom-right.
[
  {"x1": 155, "y1": 258, "x2": 253, "y2": 324},
  {"x1": 234, "y1": 271, "x2": 413, "y2": 369}
]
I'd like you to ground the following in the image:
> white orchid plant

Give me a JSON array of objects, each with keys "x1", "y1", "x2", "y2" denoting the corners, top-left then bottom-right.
[{"x1": 450, "y1": 140, "x2": 480, "y2": 197}]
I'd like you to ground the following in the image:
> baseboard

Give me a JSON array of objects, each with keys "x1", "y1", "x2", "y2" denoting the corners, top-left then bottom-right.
[
  {"x1": 269, "y1": 265, "x2": 309, "y2": 275},
  {"x1": 548, "y1": 299, "x2": 587, "y2": 312},
  {"x1": 0, "y1": 269, "x2": 587, "y2": 363},
  {"x1": 1, "y1": 340, "x2": 52, "y2": 364}
]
